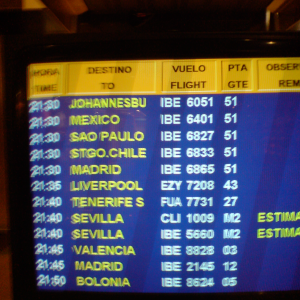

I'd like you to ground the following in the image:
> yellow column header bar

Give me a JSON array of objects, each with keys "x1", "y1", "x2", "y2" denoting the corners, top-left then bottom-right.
[{"x1": 27, "y1": 58, "x2": 300, "y2": 99}]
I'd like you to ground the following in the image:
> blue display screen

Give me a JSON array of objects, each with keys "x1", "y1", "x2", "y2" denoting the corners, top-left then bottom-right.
[{"x1": 28, "y1": 93, "x2": 300, "y2": 293}]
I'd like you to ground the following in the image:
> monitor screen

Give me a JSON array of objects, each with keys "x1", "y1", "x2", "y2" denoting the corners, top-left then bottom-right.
[{"x1": 25, "y1": 57, "x2": 300, "y2": 294}]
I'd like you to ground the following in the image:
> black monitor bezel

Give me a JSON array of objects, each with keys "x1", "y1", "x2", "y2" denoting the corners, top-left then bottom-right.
[{"x1": 5, "y1": 32, "x2": 300, "y2": 300}]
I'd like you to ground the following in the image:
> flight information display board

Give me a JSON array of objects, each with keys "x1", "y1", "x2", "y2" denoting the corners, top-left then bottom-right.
[{"x1": 27, "y1": 58, "x2": 300, "y2": 293}]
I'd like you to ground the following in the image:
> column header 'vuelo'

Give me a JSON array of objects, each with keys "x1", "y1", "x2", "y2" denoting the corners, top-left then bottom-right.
[{"x1": 162, "y1": 60, "x2": 216, "y2": 92}]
